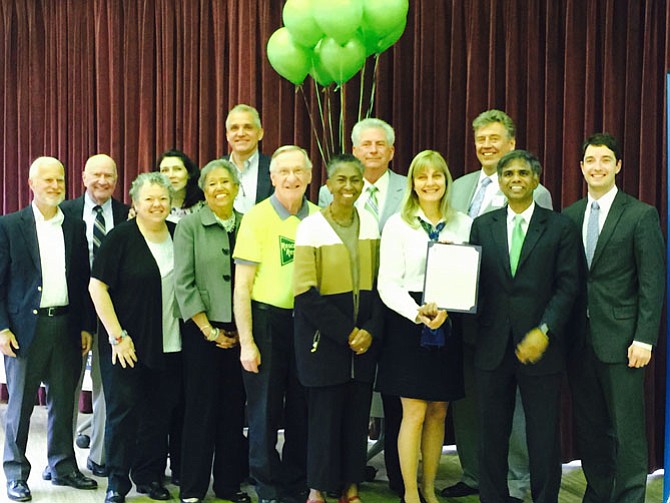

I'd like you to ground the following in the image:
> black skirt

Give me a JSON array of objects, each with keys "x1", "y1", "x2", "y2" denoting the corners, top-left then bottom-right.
[{"x1": 376, "y1": 292, "x2": 464, "y2": 402}]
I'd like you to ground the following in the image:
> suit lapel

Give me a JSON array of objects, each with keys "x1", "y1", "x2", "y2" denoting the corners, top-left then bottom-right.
[
  {"x1": 19, "y1": 207, "x2": 41, "y2": 273},
  {"x1": 517, "y1": 207, "x2": 548, "y2": 274},
  {"x1": 591, "y1": 191, "x2": 626, "y2": 269},
  {"x1": 489, "y1": 210, "x2": 511, "y2": 278},
  {"x1": 380, "y1": 171, "x2": 405, "y2": 225},
  {"x1": 61, "y1": 215, "x2": 75, "y2": 280}
]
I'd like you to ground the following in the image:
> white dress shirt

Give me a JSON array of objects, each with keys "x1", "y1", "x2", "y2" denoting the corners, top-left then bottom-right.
[
  {"x1": 379, "y1": 209, "x2": 473, "y2": 322},
  {"x1": 233, "y1": 149, "x2": 260, "y2": 214},
  {"x1": 506, "y1": 202, "x2": 536, "y2": 252},
  {"x1": 474, "y1": 171, "x2": 503, "y2": 217},
  {"x1": 32, "y1": 203, "x2": 69, "y2": 308},
  {"x1": 358, "y1": 170, "x2": 390, "y2": 214}
]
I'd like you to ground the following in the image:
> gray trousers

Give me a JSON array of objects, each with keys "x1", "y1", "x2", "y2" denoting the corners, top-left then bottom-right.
[{"x1": 3, "y1": 314, "x2": 81, "y2": 480}]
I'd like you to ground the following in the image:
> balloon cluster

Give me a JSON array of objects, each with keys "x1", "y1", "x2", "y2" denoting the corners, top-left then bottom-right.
[{"x1": 267, "y1": 0, "x2": 409, "y2": 86}]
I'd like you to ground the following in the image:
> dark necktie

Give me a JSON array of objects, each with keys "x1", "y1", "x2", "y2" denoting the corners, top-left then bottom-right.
[{"x1": 93, "y1": 205, "x2": 106, "y2": 256}]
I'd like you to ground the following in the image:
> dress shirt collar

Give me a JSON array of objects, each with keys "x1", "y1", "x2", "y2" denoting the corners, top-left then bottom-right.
[
  {"x1": 587, "y1": 185, "x2": 618, "y2": 217},
  {"x1": 31, "y1": 202, "x2": 64, "y2": 226},
  {"x1": 506, "y1": 201, "x2": 536, "y2": 224}
]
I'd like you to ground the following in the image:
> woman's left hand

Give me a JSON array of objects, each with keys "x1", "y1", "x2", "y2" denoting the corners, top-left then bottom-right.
[{"x1": 349, "y1": 328, "x2": 372, "y2": 355}]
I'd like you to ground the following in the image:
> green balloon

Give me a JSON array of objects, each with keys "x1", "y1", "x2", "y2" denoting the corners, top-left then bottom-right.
[
  {"x1": 310, "y1": 39, "x2": 335, "y2": 86},
  {"x1": 313, "y1": 0, "x2": 363, "y2": 46},
  {"x1": 376, "y1": 17, "x2": 406, "y2": 54},
  {"x1": 267, "y1": 28, "x2": 311, "y2": 85},
  {"x1": 283, "y1": 0, "x2": 323, "y2": 48},
  {"x1": 317, "y1": 36, "x2": 366, "y2": 85},
  {"x1": 361, "y1": 0, "x2": 409, "y2": 39}
]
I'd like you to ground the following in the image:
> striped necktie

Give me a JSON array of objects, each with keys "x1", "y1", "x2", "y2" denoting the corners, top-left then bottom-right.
[
  {"x1": 365, "y1": 186, "x2": 379, "y2": 221},
  {"x1": 468, "y1": 177, "x2": 492, "y2": 218},
  {"x1": 93, "y1": 205, "x2": 106, "y2": 256}
]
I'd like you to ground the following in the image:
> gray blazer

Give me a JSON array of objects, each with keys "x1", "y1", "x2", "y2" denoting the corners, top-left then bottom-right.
[
  {"x1": 173, "y1": 205, "x2": 242, "y2": 322},
  {"x1": 450, "y1": 170, "x2": 553, "y2": 214},
  {"x1": 318, "y1": 169, "x2": 407, "y2": 230}
]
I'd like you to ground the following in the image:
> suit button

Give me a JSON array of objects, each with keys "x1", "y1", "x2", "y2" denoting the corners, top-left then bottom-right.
[
  {"x1": 37, "y1": 286, "x2": 42, "y2": 292},
  {"x1": 33, "y1": 309, "x2": 38, "y2": 315}
]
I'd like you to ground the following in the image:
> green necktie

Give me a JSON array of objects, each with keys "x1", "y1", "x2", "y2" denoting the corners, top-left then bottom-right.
[{"x1": 509, "y1": 215, "x2": 525, "y2": 276}]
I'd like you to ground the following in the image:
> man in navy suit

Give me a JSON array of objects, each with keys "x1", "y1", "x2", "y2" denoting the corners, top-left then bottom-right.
[
  {"x1": 564, "y1": 133, "x2": 665, "y2": 503},
  {"x1": 57, "y1": 154, "x2": 130, "y2": 479},
  {"x1": 223, "y1": 104, "x2": 273, "y2": 213},
  {"x1": 0, "y1": 157, "x2": 98, "y2": 501},
  {"x1": 469, "y1": 150, "x2": 580, "y2": 503}
]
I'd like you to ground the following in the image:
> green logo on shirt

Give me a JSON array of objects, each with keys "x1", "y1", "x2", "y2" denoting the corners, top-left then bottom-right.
[{"x1": 279, "y1": 236, "x2": 295, "y2": 266}]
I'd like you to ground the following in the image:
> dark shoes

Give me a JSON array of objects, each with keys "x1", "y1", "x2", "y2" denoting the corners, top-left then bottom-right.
[
  {"x1": 137, "y1": 481, "x2": 172, "y2": 500},
  {"x1": 86, "y1": 457, "x2": 108, "y2": 477},
  {"x1": 509, "y1": 498, "x2": 524, "y2": 503},
  {"x1": 439, "y1": 481, "x2": 479, "y2": 497},
  {"x1": 6, "y1": 480, "x2": 31, "y2": 502},
  {"x1": 41, "y1": 465, "x2": 51, "y2": 481},
  {"x1": 51, "y1": 470, "x2": 98, "y2": 489},
  {"x1": 105, "y1": 489, "x2": 126, "y2": 503},
  {"x1": 216, "y1": 490, "x2": 251, "y2": 503}
]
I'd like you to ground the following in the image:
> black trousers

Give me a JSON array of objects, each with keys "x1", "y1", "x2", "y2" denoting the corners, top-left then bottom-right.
[
  {"x1": 568, "y1": 343, "x2": 647, "y2": 503},
  {"x1": 242, "y1": 302, "x2": 307, "y2": 500},
  {"x1": 3, "y1": 314, "x2": 81, "y2": 480},
  {"x1": 306, "y1": 381, "x2": 372, "y2": 493},
  {"x1": 179, "y1": 320, "x2": 248, "y2": 500},
  {"x1": 381, "y1": 393, "x2": 403, "y2": 494},
  {"x1": 100, "y1": 345, "x2": 182, "y2": 496},
  {"x1": 476, "y1": 343, "x2": 562, "y2": 503}
]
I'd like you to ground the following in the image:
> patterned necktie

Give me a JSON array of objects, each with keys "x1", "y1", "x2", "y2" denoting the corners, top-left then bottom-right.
[
  {"x1": 509, "y1": 215, "x2": 525, "y2": 276},
  {"x1": 468, "y1": 177, "x2": 492, "y2": 218},
  {"x1": 93, "y1": 205, "x2": 106, "y2": 256},
  {"x1": 418, "y1": 219, "x2": 446, "y2": 241},
  {"x1": 365, "y1": 186, "x2": 379, "y2": 221},
  {"x1": 585, "y1": 201, "x2": 600, "y2": 267}
]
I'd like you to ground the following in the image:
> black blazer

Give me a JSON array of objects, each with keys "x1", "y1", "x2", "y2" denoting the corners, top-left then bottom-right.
[
  {"x1": 469, "y1": 205, "x2": 581, "y2": 375},
  {"x1": 563, "y1": 191, "x2": 665, "y2": 363},
  {"x1": 60, "y1": 194, "x2": 130, "y2": 225},
  {"x1": 222, "y1": 152, "x2": 273, "y2": 203},
  {"x1": 0, "y1": 206, "x2": 92, "y2": 353}
]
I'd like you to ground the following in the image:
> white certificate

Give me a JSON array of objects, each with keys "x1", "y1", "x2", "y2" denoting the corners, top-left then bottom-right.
[{"x1": 422, "y1": 242, "x2": 481, "y2": 314}]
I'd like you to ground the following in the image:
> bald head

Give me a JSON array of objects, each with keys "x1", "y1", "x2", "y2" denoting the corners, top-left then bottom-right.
[{"x1": 83, "y1": 154, "x2": 118, "y2": 205}]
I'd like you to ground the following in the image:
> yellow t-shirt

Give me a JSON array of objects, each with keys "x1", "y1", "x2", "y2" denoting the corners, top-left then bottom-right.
[{"x1": 233, "y1": 195, "x2": 319, "y2": 309}]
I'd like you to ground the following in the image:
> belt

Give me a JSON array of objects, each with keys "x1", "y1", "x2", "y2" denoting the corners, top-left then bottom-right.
[
  {"x1": 37, "y1": 306, "x2": 69, "y2": 317},
  {"x1": 252, "y1": 301, "x2": 292, "y2": 316}
]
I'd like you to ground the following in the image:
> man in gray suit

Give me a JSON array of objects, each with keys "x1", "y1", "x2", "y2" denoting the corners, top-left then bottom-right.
[
  {"x1": 564, "y1": 133, "x2": 664, "y2": 503},
  {"x1": 444, "y1": 109, "x2": 551, "y2": 501},
  {"x1": 319, "y1": 118, "x2": 407, "y2": 495},
  {"x1": 318, "y1": 118, "x2": 406, "y2": 230}
]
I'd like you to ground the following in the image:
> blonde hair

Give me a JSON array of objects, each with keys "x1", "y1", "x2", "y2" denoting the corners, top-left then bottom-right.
[{"x1": 399, "y1": 150, "x2": 454, "y2": 228}]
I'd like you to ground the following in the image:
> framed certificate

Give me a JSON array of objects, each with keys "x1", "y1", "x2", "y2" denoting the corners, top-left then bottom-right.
[{"x1": 421, "y1": 242, "x2": 482, "y2": 314}]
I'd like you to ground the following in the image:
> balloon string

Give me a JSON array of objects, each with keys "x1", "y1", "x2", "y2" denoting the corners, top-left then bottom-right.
[
  {"x1": 367, "y1": 54, "x2": 380, "y2": 118},
  {"x1": 340, "y1": 83, "x2": 346, "y2": 153},
  {"x1": 299, "y1": 84, "x2": 327, "y2": 169},
  {"x1": 326, "y1": 87, "x2": 335, "y2": 163},
  {"x1": 315, "y1": 83, "x2": 330, "y2": 163},
  {"x1": 358, "y1": 59, "x2": 366, "y2": 122}
]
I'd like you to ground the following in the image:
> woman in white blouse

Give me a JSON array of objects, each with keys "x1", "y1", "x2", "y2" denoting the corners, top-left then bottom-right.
[{"x1": 376, "y1": 150, "x2": 472, "y2": 503}]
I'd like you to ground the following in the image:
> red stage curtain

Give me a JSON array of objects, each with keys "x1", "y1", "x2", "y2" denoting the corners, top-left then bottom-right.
[{"x1": 0, "y1": 0, "x2": 668, "y2": 470}]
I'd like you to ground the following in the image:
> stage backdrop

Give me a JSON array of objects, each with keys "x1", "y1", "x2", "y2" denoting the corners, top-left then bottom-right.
[{"x1": 0, "y1": 0, "x2": 668, "y2": 470}]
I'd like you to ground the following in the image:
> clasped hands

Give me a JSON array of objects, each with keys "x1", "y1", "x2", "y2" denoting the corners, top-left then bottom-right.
[
  {"x1": 416, "y1": 302, "x2": 448, "y2": 329},
  {"x1": 515, "y1": 327, "x2": 549, "y2": 365},
  {"x1": 348, "y1": 327, "x2": 372, "y2": 355}
]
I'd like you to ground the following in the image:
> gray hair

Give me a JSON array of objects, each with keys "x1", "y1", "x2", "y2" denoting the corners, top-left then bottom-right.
[
  {"x1": 269, "y1": 145, "x2": 313, "y2": 172},
  {"x1": 198, "y1": 159, "x2": 240, "y2": 189},
  {"x1": 472, "y1": 109, "x2": 516, "y2": 139},
  {"x1": 129, "y1": 172, "x2": 174, "y2": 203},
  {"x1": 226, "y1": 104, "x2": 262, "y2": 130},
  {"x1": 351, "y1": 118, "x2": 395, "y2": 146},
  {"x1": 326, "y1": 153, "x2": 365, "y2": 178},
  {"x1": 29, "y1": 156, "x2": 64, "y2": 180}
]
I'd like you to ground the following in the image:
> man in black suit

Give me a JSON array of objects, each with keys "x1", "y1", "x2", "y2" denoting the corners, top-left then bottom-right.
[
  {"x1": 564, "y1": 133, "x2": 664, "y2": 503},
  {"x1": 58, "y1": 154, "x2": 130, "y2": 479},
  {"x1": 469, "y1": 150, "x2": 580, "y2": 503},
  {"x1": 223, "y1": 104, "x2": 273, "y2": 213},
  {"x1": 0, "y1": 157, "x2": 98, "y2": 501}
]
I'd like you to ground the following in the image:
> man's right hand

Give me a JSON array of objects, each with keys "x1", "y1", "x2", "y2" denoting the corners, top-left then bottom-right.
[
  {"x1": 0, "y1": 328, "x2": 19, "y2": 357},
  {"x1": 240, "y1": 342, "x2": 261, "y2": 373}
]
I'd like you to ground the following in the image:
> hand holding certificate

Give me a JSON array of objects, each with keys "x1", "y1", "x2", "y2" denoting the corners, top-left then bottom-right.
[{"x1": 421, "y1": 242, "x2": 482, "y2": 314}]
